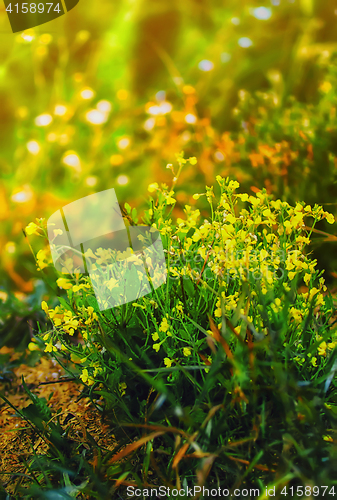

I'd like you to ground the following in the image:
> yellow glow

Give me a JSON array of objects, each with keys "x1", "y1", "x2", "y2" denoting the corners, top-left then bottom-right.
[
  {"x1": 117, "y1": 175, "x2": 129, "y2": 185},
  {"x1": 185, "y1": 113, "x2": 197, "y2": 124},
  {"x1": 80, "y1": 88, "x2": 95, "y2": 99},
  {"x1": 86, "y1": 176, "x2": 98, "y2": 186},
  {"x1": 110, "y1": 154, "x2": 124, "y2": 166},
  {"x1": 27, "y1": 140, "x2": 40, "y2": 155},
  {"x1": 11, "y1": 186, "x2": 33, "y2": 203},
  {"x1": 117, "y1": 137, "x2": 130, "y2": 150},
  {"x1": 47, "y1": 133, "x2": 57, "y2": 142},
  {"x1": 117, "y1": 89, "x2": 129, "y2": 100},
  {"x1": 5, "y1": 242, "x2": 16, "y2": 254},
  {"x1": 35, "y1": 114, "x2": 52, "y2": 126},
  {"x1": 97, "y1": 100, "x2": 112, "y2": 113},
  {"x1": 54, "y1": 104, "x2": 67, "y2": 116},
  {"x1": 39, "y1": 34, "x2": 52, "y2": 45},
  {"x1": 86, "y1": 109, "x2": 107, "y2": 125},
  {"x1": 21, "y1": 30, "x2": 35, "y2": 42},
  {"x1": 63, "y1": 152, "x2": 81, "y2": 172}
]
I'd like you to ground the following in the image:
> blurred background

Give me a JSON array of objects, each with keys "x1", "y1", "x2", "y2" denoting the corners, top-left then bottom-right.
[{"x1": 1, "y1": 0, "x2": 337, "y2": 342}]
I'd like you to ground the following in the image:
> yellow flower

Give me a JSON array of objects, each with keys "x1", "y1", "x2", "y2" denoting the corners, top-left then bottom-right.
[
  {"x1": 325, "y1": 212, "x2": 335, "y2": 224},
  {"x1": 80, "y1": 368, "x2": 89, "y2": 383},
  {"x1": 183, "y1": 347, "x2": 191, "y2": 357},
  {"x1": 290, "y1": 307, "x2": 302, "y2": 322},
  {"x1": 119, "y1": 382, "x2": 127, "y2": 396},
  {"x1": 189, "y1": 157, "x2": 197, "y2": 165},
  {"x1": 225, "y1": 213, "x2": 236, "y2": 224},
  {"x1": 318, "y1": 341, "x2": 327, "y2": 357},
  {"x1": 152, "y1": 332, "x2": 159, "y2": 341},
  {"x1": 73, "y1": 283, "x2": 90, "y2": 293},
  {"x1": 304, "y1": 273, "x2": 311, "y2": 286},
  {"x1": 240, "y1": 193, "x2": 249, "y2": 202},
  {"x1": 249, "y1": 196, "x2": 260, "y2": 207},
  {"x1": 28, "y1": 342, "x2": 40, "y2": 351},
  {"x1": 41, "y1": 300, "x2": 49, "y2": 313},
  {"x1": 56, "y1": 278, "x2": 73, "y2": 290},
  {"x1": 164, "y1": 358, "x2": 172, "y2": 368},
  {"x1": 25, "y1": 222, "x2": 39, "y2": 235},
  {"x1": 148, "y1": 182, "x2": 159, "y2": 193},
  {"x1": 84, "y1": 248, "x2": 96, "y2": 260},
  {"x1": 36, "y1": 248, "x2": 50, "y2": 270},
  {"x1": 63, "y1": 318, "x2": 78, "y2": 336},
  {"x1": 165, "y1": 191, "x2": 176, "y2": 205},
  {"x1": 153, "y1": 343, "x2": 161, "y2": 352},
  {"x1": 311, "y1": 357, "x2": 317, "y2": 367},
  {"x1": 44, "y1": 341, "x2": 57, "y2": 353},
  {"x1": 228, "y1": 180, "x2": 240, "y2": 190},
  {"x1": 320, "y1": 81, "x2": 332, "y2": 93},
  {"x1": 159, "y1": 317, "x2": 170, "y2": 333},
  {"x1": 214, "y1": 307, "x2": 222, "y2": 318}
]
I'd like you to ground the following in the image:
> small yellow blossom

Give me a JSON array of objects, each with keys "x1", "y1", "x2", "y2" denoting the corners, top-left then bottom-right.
[
  {"x1": 25, "y1": 222, "x2": 39, "y2": 235},
  {"x1": 41, "y1": 301, "x2": 49, "y2": 313},
  {"x1": 153, "y1": 343, "x2": 161, "y2": 352},
  {"x1": 228, "y1": 180, "x2": 240, "y2": 190},
  {"x1": 159, "y1": 317, "x2": 170, "y2": 333},
  {"x1": 183, "y1": 347, "x2": 192, "y2": 357},
  {"x1": 28, "y1": 342, "x2": 40, "y2": 351},
  {"x1": 164, "y1": 191, "x2": 176, "y2": 205},
  {"x1": 325, "y1": 212, "x2": 335, "y2": 224},
  {"x1": 148, "y1": 182, "x2": 159, "y2": 193},
  {"x1": 56, "y1": 278, "x2": 73, "y2": 290},
  {"x1": 44, "y1": 341, "x2": 57, "y2": 353},
  {"x1": 119, "y1": 382, "x2": 127, "y2": 396},
  {"x1": 36, "y1": 248, "x2": 50, "y2": 270},
  {"x1": 164, "y1": 358, "x2": 172, "y2": 368},
  {"x1": 318, "y1": 341, "x2": 327, "y2": 357},
  {"x1": 80, "y1": 368, "x2": 94, "y2": 385}
]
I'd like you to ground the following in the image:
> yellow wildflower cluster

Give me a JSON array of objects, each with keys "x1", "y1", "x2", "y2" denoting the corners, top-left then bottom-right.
[
  {"x1": 146, "y1": 177, "x2": 335, "y2": 360},
  {"x1": 41, "y1": 300, "x2": 79, "y2": 336}
]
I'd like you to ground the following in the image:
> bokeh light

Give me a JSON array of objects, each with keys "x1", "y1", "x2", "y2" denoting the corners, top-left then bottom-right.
[
  {"x1": 238, "y1": 37, "x2": 253, "y2": 48},
  {"x1": 117, "y1": 175, "x2": 129, "y2": 185},
  {"x1": 26, "y1": 141, "x2": 40, "y2": 155},
  {"x1": 35, "y1": 114, "x2": 53, "y2": 126}
]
